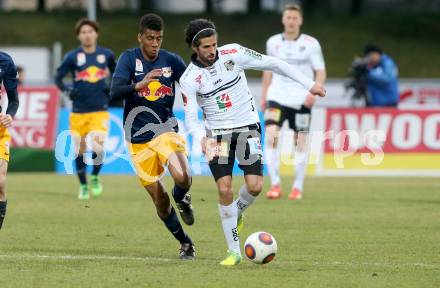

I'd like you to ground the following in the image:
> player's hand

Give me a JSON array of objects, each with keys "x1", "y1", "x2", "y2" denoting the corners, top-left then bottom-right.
[
  {"x1": 0, "y1": 114, "x2": 13, "y2": 128},
  {"x1": 135, "y1": 69, "x2": 162, "y2": 91},
  {"x1": 310, "y1": 83, "x2": 326, "y2": 97}
]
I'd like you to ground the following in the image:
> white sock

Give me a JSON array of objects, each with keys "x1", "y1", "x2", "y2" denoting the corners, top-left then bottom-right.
[
  {"x1": 293, "y1": 151, "x2": 308, "y2": 191},
  {"x1": 233, "y1": 185, "x2": 256, "y2": 215},
  {"x1": 264, "y1": 146, "x2": 280, "y2": 187},
  {"x1": 218, "y1": 203, "x2": 241, "y2": 255}
]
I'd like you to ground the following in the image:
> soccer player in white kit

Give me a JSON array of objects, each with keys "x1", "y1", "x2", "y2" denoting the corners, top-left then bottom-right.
[
  {"x1": 180, "y1": 19, "x2": 326, "y2": 265},
  {"x1": 262, "y1": 4, "x2": 327, "y2": 200}
]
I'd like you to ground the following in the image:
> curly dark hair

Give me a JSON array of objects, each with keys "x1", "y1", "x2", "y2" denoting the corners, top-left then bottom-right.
[
  {"x1": 139, "y1": 13, "x2": 164, "y2": 34},
  {"x1": 184, "y1": 19, "x2": 216, "y2": 47}
]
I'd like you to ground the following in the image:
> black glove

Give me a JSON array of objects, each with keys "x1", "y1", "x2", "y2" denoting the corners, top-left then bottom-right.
[
  {"x1": 67, "y1": 88, "x2": 79, "y2": 100},
  {"x1": 104, "y1": 87, "x2": 110, "y2": 99}
]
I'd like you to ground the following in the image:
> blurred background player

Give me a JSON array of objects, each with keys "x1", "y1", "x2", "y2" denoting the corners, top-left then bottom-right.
[
  {"x1": 0, "y1": 51, "x2": 20, "y2": 230},
  {"x1": 110, "y1": 14, "x2": 195, "y2": 260},
  {"x1": 55, "y1": 18, "x2": 116, "y2": 200},
  {"x1": 181, "y1": 19, "x2": 325, "y2": 265},
  {"x1": 16, "y1": 66, "x2": 24, "y2": 86},
  {"x1": 261, "y1": 4, "x2": 326, "y2": 200}
]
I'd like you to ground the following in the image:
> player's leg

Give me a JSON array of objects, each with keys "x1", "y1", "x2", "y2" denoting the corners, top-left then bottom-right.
[
  {"x1": 167, "y1": 151, "x2": 194, "y2": 225},
  {"x1": 216, "y1": 175, "x2": 242, "y2": 265},
  {"x1": 75, "y1": 136, "x2": 89, "y2": 199},
  {"x1": 154, "y1": 132, "x2": 194, "y2": 225},
  {"x1": 235, "y1": 124, "x2": 264, "y2": 233},
  {"x1": 88, "y1": 111, "x2": 110, "y2": 196},
  {"x1": 89, "y1": 131, "x2": 106, "y2": 196},
  {"x1": 263, "y1": 101, "x2": 284, "y2": 199},
  {"x1": 235, "y1": 174, "x2": 262, "y2": 215},
  {"x1": 0, "y1": 159, "x2": 8, "y2": 230},
  {"x1": 290, "y1": 95, "x2": 315, "y2": 200},
  {"x1": 144, "y1": 180, "x2": 195, "y2": 260},
  {"x1": 130, "y1": 139, "x2": 195, "y2": 260},
  {"x1": 208, "y1": 134, "x2": 241, "y2": 265},
  {"x1": 70, "y1": 113, "x2": 89, "y2": 199},
  {"x1": 264, "y1": 124, "x2": 282, "y2": 199}
]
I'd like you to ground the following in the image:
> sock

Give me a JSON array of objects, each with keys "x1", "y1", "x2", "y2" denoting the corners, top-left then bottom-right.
[
  {"x1": 233, "y1": 185, "x2": 256, "y2": 215},
  {"x1": 161, "y1": 207, "x2": 192, "y2": 244},
  {"x1": 91, "y1": 152, "x2": 103, "y2": 176},
  {"x1": 293, "y1": 151, "x2": 308, "y2": 191},
  {"x1": 75, "y1": 154, "x2": 87, "y2": 185},
  {"x1": 0, "y1": 201, "x2": 7, "y2": 230},
  {"x1": 218, "y1": 203, "x2": 240, "y2": 255},
  {"x1": 264, "y1": 146, "x2": 280, "y2": 187},
  {"x1": 172, "y1": 181, "x2": 190, "y2": 202}
]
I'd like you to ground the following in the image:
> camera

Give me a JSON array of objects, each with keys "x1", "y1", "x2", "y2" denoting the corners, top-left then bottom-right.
[{"x1": 345, "y1": 56, "x2": 370, "y2": 106}]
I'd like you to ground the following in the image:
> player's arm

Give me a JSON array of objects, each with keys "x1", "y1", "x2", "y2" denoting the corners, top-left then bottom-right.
[
  {"x1": 180, "y1": 79, "x2": 206, "y2": 150},
  {"x1": 107, "y1": 50, "x2": 117, "y2": 74},
  {"x1": 314, "y1": 69, "x2": 326, "y2": 84},
  {"x1": 234, "y1": 44, "x2": 325, "y2": 97},
  {"x1": 261, "y1": 72, "x2": 272, "y2": 110},
  {"x1": 111, "y1": 70, "x2": 162, "y2": 100},
  {"x1": 174, "y1": 56, "x2": 208, "y2": 150},
  {"x1": 260, "y1": 40, "x2": 274, "y2": 110},
  {"x1": 311, "y1": 41, "x2": 327, "y2": 85},
  {"x1": 110, "y1": 52, "x2": 161, "y2": 100},
  {"x1": 54, "y1": 53, "x2": 78, "y2": 100},
  {"x1": 105, "y1": 50, "x2": 117, "y2": 98},
  {"x1": 0, "y1": 60, "x2": 19, "y2": 127},
  {"x1": 110, "y1": 52, "x2": 135, "y2": 101}
]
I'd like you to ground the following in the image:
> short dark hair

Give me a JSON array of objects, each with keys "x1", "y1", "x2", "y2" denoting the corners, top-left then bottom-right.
[
  {"x1": 139, "y1": 13, "x2": 164, "y2": 34},
  {"x1": 364, "y1": 44, "x2": 383, "y2": 55},
  {"x1": 283, "y1": 3, "x2": 303, "y2": 15},
  {"x1": 185, "y1": 19, "x2": 216, "y2": 47},
  {"x1": 75, "y1": 18, "x2": 99, "y2": 35}
]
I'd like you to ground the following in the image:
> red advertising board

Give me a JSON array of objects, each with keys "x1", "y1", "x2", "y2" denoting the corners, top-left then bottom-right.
[
  {"x1": 325, "y1": 108, "x2": 440, "y2": 153},
  {"x1": 8, "y1": 86, "x2": 59, "y2": 149}
]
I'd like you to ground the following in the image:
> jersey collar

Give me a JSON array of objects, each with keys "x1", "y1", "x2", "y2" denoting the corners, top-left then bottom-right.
[
  {"x1": 282, "y1": 32, "x2": 302, "y2": 41},
  {"x1": 190, "y1": 51, "x2": 219, "y2": 68}
]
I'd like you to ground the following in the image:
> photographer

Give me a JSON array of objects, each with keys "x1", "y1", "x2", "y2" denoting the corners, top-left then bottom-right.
[
  {"x1": 363, "y1": 45, "x2": 399, "y2": 107},
  {"x1": 347, "y1": 45, "x2": 399, "y2": 107}
]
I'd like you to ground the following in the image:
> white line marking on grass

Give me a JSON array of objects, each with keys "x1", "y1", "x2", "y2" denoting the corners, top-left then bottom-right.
[
  {"x1": 1, "y1": 254, "x2": 439, "y2": 269},
  {"x1": 309, "y1": 261, "x2": 440, "y2": 269},
  {"x1": 0, "y1": 254, "x2": 176, "y2": 263}
]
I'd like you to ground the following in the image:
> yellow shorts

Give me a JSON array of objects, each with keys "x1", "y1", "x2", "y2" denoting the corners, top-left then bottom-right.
[
  {"x1": 0, "y1": 127, "x2": 11, "y2": 162},
  {"x1": 70, "y1": 111, "x2": 110, "y2": 137},
  {"x1": 128, "y1": 132, "x2": 187, "y2": 186}
]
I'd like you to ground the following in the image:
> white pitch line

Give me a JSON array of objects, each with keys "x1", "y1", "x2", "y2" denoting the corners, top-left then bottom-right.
[
  {"x1": 0, "y1": 254, "x2": 176, "y2": 263},
  {"x1": 0, "y1": 254, "x2": 439, "y2": 269}
]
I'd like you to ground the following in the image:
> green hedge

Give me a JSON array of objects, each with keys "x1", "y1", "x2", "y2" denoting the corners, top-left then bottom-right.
[
  {"x1": 9, "y1": 148, "x2": 55, "y2": 172},
  {"x1": 0, "y1": 11, "x2": 439, "y2": 77}
]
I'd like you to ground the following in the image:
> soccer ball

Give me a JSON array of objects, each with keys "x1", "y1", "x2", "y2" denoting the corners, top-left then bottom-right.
[{"x1": 244, "y1": 231, "x2": 277, "y2": 264}]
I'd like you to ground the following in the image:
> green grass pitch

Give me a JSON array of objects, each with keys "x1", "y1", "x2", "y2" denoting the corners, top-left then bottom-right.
[{"x1": 0, "y1": 173, "x2": 439, "y2": 287}]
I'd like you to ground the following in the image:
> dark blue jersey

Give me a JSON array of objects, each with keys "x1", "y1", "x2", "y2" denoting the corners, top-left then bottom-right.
[
  {"x1": 0, "y1": 52, "x2": 18, "y2": 90},
  {"x1": 0, "y1": 51, "x2": 19, "y2": 116},
  {"x1": 55, "y1": 46, "x2": 116, "y2": 113},
  {"x1": 112, "y1": 48, "x2": 187, "y2": 143}
]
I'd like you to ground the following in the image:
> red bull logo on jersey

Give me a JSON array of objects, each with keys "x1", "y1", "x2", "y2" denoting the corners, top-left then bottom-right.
[
  {"x1": 75, "y1": 66, "x2": 108, "y2": 83},
  {"x1": 138, "y1": 80, "x2": 173, "y2": 101}
]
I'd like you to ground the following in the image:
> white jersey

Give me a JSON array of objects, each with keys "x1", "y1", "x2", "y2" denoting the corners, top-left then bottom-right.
[
  {"x1": 180, "y1": 43, "x2": 315, "y2": 142},
  {"x1": 266, "y1": 33, "x2": 325, "y2": 108}
]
